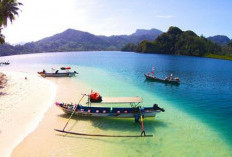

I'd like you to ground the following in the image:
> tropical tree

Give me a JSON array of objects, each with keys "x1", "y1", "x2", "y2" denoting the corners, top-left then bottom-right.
[{"x1": 0, "y1": 0, "x2": 22, "y2": 43}]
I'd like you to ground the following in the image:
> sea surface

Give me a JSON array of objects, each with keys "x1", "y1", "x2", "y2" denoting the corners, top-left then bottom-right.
[{"x1": 1, "y1": 51, "x2": 232, "y2": 156}]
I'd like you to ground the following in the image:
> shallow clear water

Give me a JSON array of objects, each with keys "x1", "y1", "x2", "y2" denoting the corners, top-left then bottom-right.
[{"x1": 1, "y1": 51, "x2": 232, "y2": 156}]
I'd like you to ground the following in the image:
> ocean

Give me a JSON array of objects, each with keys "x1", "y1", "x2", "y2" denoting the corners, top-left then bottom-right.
[{"x1": 1, "y1": 51, "x2": 232, "y2": 156}]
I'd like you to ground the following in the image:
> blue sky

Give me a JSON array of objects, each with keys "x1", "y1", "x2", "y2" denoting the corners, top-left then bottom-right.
[{"x1": 2, "y1": 0, "x2": 232, "y2": 44}]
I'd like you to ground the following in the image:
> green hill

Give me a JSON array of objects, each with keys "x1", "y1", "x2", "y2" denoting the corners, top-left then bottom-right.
[
  {"x1": 123, "y1": 26, "x2": 222, "y2": 57},
  {"x1": 208, "y1": 35, "x2": 231, "y2": 46}
]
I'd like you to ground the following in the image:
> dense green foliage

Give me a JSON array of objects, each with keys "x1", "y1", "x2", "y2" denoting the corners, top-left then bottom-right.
[
  {"x1": 122, "y1": 26, "x2": 225, "y2": 57},
  {"x1": 0, "y1": 0, "x2": 22, "y2": 43},
  {"x1": 228, "y1": 41, "x2": 232, "y2": 47},
  {"x1": 121, "y1": 43, "x2": 137, "y2": 52}
]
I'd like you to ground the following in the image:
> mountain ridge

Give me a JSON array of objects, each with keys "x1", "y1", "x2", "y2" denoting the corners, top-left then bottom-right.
[
  {"x1": 1, "y1": 28, "x2": 232, "y2": 59},
  {"x1": 0, "y1": 28, "x2": 163, "y2": 56},
  {"x1": 207, "y1": 35, "x2": 231, "y2": 46}
]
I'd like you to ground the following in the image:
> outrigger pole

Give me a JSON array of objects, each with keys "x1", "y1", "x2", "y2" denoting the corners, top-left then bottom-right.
[
  {"x1": 54, "y1": 129, "x2": 153, "y2": 137},
  {"x1": 62, "y1": 94, "x2": 86, "y2": 131},
  {"x1": 55, "y1": 94, "x2": 153, "y2": 138}
]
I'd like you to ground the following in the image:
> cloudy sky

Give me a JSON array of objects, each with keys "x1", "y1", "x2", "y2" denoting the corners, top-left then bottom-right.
[{"x1": 2, "y1": 0, "x2": 232, "y2": 44}]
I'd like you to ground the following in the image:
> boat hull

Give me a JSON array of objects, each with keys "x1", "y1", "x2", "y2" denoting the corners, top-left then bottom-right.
[
  {"x1": 62, "y1": 108, "x2": 158, "y2": 118},
  {"x1": 38, "y1": 72, "x2": 77, "y2": 77},
  {"x1": 56, "y1": 103, "x2": 161, "y2": 118},
  {"x1": 144, "y1": 74, "x2": 180, "y2": 84}
]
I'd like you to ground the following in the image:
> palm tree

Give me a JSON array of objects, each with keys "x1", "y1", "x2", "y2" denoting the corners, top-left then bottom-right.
[{"x1": 0, "y1": 0, "x2": 22, "y2": 43}]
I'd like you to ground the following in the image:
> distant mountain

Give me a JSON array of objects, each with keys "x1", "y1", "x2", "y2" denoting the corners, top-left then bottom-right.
[
  {"x1": 0, "y1": 28, "x2": 163, "y2": 56},
  {"x1": 128, "y1": 29, "x2": 163, "y2": 43},
  {"x1": 0, "y1": 43, "x2": 18, "y2": 56},
  {"x1": 207, "y1": 35, "x2": 231, "y2": 46},
  {"x1": 131, "y1": 29, "x2": 163, "y2": 36},
  {"x1": 26, "y1": 29, "x2": 112, "y2": 52},
  {"x1": 98, "y1": 29, "x2": 162, "y2": 49}
]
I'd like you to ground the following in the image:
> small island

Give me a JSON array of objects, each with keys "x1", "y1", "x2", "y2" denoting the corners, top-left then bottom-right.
[{"x1": 122, "y1": 26, "x2": 232, "y2": 61}]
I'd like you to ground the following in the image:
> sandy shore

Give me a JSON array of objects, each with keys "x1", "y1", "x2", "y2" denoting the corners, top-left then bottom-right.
[
  {"x1": 11, "y1": 76, "x2": 91, "y2": 157},
  {"x1": 0, "y1": 71, "x2": 56, "y2": 157}
]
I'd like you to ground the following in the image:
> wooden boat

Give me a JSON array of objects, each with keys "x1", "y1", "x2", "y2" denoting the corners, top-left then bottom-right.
[
  {"x1": 38, "y1": 71, "x2": 77, "y2": 77},
  {"x1": 38, "y1": 67, "x2": 78, "y2": 77},
  {"x1": 56, "y1": 95, "x2": 165, "y2": 118},
  {"x1": 55, "y1": 92, "x2": 165, "y2": 137},
  {"x1": 144, "y1": 73, "x2": 180, "y2": 84}
]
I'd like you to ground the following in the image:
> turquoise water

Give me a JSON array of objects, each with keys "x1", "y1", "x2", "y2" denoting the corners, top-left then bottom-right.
[{"x1": 1, "y1": 51, "x2": 232, "y2": 156}]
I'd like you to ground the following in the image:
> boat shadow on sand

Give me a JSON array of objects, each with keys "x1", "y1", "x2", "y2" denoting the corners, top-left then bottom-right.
[
  {"x1": 57, "y1": 113, "x2": 167, "y2": 133},
  {"x1": 56, "y1": 114, "x2": 167, "y2": 141}
]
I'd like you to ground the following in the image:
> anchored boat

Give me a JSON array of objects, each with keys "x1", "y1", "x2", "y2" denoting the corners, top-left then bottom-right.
[
  {"x1": 38, "y1": 67, "x2": 78, "y2": 77},
  {"x1": 144, "y1": 66, "x2": 180, "y2": 84},
  {"x1": 144, "y1": 73, "x2": 180, "y2": 84},
  {"x1": 56, "y1": 96, "x2": 164, "y2": 118},
  {"x1": 55, "y1": 91, "x2": 165, "y2": 137}
]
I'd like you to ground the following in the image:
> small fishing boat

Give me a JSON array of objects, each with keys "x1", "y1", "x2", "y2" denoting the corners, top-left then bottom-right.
[
  {"x1": 55, "y1": 91, "x2": 165, "y2": 137},
  {"x1": 0, "y1": 61, "x2": 10, "y2": 65},
  {"x1": 56, "y1": 92, "x2": 165, "y2": 119},
  {"x1": 144, "y1": 73, "x2": 180, "y2": 84},
  {"x1": 56, "y1": 99, "x2": 164, "y2": 118},
  {"x1": 38, "y1": 67, "x2": 78, "y2": 77},
  {"x1": 144, "y1": 67, "x2": 180, "y2": 84}
]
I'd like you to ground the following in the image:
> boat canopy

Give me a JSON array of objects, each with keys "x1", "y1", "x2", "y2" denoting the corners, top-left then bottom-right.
[
  {"x1": 91, "y1": 97, "x2": 143, "y2": 104},
  {"x1": 61, "y1": 67, "x2": 71, "y2": 70}
]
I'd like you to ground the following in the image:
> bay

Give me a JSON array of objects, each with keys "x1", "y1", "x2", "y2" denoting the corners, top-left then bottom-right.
[{"x1": 1, "y1": 51, "x2": 232, "y2": 156}]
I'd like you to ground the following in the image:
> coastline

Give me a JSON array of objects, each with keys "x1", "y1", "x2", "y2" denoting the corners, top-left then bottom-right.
[
  {"x1": 0, "y1": 52, "x2": 231, "y2": 156},
  {"x1": 0, "y1": 71, "x2": 56, "y2": 157},
  {"x1": 10, "y1": 67, "x2": 232, "y2": 157},
  {"x1": 204, "y1": 53, "x2": 232, "y2": 61},
  {"x1": 11, "y1": 75, "x2": 91, "y2": 157},
  {"x1": 1, "y1": 51, "x2": 232, "y2": 62}
]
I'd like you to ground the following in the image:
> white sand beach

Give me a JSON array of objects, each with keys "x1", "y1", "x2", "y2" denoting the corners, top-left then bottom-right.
[
  {"x1": 11, "y1": 75, "x2": 91, "y2": 157},
  {"x1": 0, "y1": 71, "x2": 56, "y2": 157}
]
